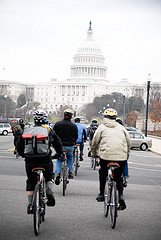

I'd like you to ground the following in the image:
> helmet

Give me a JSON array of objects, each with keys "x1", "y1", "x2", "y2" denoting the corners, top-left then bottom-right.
[
  {"x1": 64, "y1": 108, "x2": 73, "y2": 116},
  {"x1": 116, "y1": 117, "x2": 123, "y2": 125},
  {"x1": 33, "y1": 110, "x2": 48, "y2": 123},
  {"x1": 74, "y1": 117, "x2": 81, "y2": 122},
  {"x1": 19, "y1": 118, "x2": 24, "y2": 124},
  {"x1": 103, "y1": 108, "x2": 117, "y2": 119},
  {"x1": 91, "y1": 119, "x2": 98, "y2": 124}
]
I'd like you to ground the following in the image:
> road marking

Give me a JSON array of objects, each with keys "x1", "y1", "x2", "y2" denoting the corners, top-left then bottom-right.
[
  {"x1": 129, "y1": 161, "x2": 161, "y2": 168},
  {"x1": 129, "y1": 166, "x2": 161, "y2": 172}
]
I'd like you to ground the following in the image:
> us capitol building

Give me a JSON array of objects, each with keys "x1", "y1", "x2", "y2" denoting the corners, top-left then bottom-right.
[{"x1": 0, "y1": 22, "x2": 152, "y2": 114}]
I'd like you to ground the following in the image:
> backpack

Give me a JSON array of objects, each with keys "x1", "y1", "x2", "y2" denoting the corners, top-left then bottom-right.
[
  {"x1": 89, "y1": 125, "x2": 98, "y2": 140},
  {"x1": 22, "y1": 126, "x2": 50, "y2": 158}
]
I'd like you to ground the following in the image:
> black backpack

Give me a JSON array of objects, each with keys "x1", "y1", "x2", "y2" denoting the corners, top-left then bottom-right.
[{"x1": 22, "y1": 126, "x2": 50, "y2": 158}]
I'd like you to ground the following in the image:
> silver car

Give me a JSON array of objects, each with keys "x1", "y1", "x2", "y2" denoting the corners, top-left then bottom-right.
[
  {"x1": 128, "y1": 131, "x2": 152, "y2": 151},
  {"x1": 0, "y1": 123, "x2": 12, "y2": 135}
]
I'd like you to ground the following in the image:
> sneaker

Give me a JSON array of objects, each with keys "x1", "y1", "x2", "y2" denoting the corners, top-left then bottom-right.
[
  {"x1": 123, "y1": 179, "x2": 128, "y2": 188},
  {"x1": 79, "y1": 157, "x2": 83, "y2": 161},
  {"x1": 118, "y1": 196, "x2": 126, "y2": 210},
  {"x1": 46, "y1": 193, "x2": 55, "y2": 206},
  {"x1": 69, "y1": 172, "x2": 74, "y2": 179},
  {"x1": 27, "y1": 204, "x2": 33, "y2": 214},
  {"x1": 55, "y1": 174, "x2": 61, "y2": 185},
  {"x1": 96, "y1": 194, "x2": 104, "y2": 202},
  {"x1": 88, "y1": 151, "x2": 91, "y2": 157}
]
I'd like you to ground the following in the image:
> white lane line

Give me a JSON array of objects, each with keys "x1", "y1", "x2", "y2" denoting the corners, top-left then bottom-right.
[
  {"x1": 129, "y1": 161, "x2": 161, "y2": 168},
  {"x1": 129, "y1": 166, "x2": 161, "y2": 172}
]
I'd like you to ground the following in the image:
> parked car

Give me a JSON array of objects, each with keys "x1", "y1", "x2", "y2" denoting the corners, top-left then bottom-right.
[
  {"x1": 126, "y1": 126, "x2": 144, "y2": 135},
  {"x1": 128, "y1": 131, "x2": 152, "y2": 151},
  {"x1": 0, "y1": 123, "x2": 12, "y2": 136}
]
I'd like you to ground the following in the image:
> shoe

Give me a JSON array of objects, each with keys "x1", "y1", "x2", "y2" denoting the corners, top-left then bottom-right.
[
  {"x1": 123, "y1": 179, "x2": 128, "y2": 188},
  {"x1": 96, "y1": 194, "x2": 104, "y2": 202},
  {"x1": 79, "y1": 157, "x2": 83, "y2": 161},
  {"x1": 46, "y1": 193, "x2": 55, "y2": 206},
  {"x1": 27, "y1": 204, "x2": 33, "y2": 214},
  {"x1": 69, "y1": 172, "x2": 74, "y2": 179},
  {"x1": 88, "y1": 151, "x2": 91, "y2": 157},
  {"x1": 55, "y1": 174, "x2": 61, "y2": 185},
  {"x1": 118, "y1": 196, "x2": 126, "y2": 210}
]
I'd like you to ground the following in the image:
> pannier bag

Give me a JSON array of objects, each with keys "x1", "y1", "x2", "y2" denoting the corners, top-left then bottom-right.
[{"x1": 22, "y1": 126, "x2": 50, "y2": 158}]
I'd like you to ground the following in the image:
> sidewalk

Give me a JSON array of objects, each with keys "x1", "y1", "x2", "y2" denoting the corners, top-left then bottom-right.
[{"x1": 148, "y1": 135, "x2": 161, "y2": 155}]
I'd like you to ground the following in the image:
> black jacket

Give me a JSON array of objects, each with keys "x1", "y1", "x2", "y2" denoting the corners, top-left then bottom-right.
[{"x1": 54, "y1": 119, "x2": 78, "y2": 146}]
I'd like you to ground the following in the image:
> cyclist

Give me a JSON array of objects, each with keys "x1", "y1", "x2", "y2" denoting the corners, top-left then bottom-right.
[
  {"x1": 16, "y1": 110, "x2": 62, "y2": 214},
  {"x1": 91, "y1": 108, "x2": 131, "y2": 210},
  {"x1": 12, "y1": 118, "x2": 24, "y2": 154},
  {"x1": 116, "y1": 117, "x2": 129, "y2": 187},
  {"x1": 74, "y1": 117, "x2": 87, "y2": 161},
  {"x1": 54, "y1": 109, "x2": 78, "y2": 184},
  {"x1": 88, "y1": 119, "x2": 99, "y2": 157}
]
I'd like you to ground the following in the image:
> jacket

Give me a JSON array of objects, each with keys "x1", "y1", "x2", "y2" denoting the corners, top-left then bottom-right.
[
  {"x1": 91, "y1": 118, "x2": 131, "y2": 161},
  {"x1": 54, "y1": 119, "x2": 78, "y2": 146},
  {"x1": 75, "y1": 122, "x2": 87, "y2": 144}
]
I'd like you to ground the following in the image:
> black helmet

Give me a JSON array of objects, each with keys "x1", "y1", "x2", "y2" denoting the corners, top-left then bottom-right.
[
  {"x1": 19, "y1": 118, "x2": 24, "y2": 124},
  {"x1": 91, "y1": 119, "x2": 98, "y2": 124}
]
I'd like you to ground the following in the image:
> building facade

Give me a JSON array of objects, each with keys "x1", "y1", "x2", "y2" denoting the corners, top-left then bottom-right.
[{"x1": 1, "y1": 22, "x2": 159, "y2": 115}]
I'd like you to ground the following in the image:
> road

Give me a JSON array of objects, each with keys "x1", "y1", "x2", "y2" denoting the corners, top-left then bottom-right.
[{"x1": 0, "y1": 134, "x2": 161, "y2": 240}]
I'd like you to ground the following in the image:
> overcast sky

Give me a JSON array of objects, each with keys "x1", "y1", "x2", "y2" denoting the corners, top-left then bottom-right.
[{"x1": 0, "y1": 0, "x2": 161, "y2": 84}]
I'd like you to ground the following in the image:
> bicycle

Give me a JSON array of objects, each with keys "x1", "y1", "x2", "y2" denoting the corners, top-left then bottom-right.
[
  {"x1": 104, "y1": 162, "x2": 120, "y2": 229},
  {"x1": 32, "y1": 167, "x2": 47, "y2": 236},
  {"x1": 73, "y1": 144, "x2": 80, "y2": 175}
]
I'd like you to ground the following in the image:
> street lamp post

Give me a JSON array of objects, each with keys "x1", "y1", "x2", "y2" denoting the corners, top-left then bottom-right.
[
  {"x1": 145, "y1": 75, "x2": 151, "y2": 136},
  {"x1": 113, "y1": 99, "x2": 116, "y2": 108},
  {"x1": 123, "y1": 95, "x2": 126, "y2": 123},
  {"x1": 4, "y1": 95, "x2": 7, "y2": 119}
]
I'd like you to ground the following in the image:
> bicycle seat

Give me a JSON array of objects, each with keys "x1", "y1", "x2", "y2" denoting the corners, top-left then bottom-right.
[
  {"x1": 32, "y1": 167, "x2": 45, "y2": 172},
  {"x1": 107, "y1": 162, "x2": 120, "y2": 168}
]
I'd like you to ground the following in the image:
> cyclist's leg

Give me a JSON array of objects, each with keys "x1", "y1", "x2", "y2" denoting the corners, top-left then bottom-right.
[
  {"x1": 114, "y1": 161, "x2": 126, "y2": 210},
  {"x1": 79, "y1": 142, "x2": 84, "y2": 161},
  {"x1": 96, "y1": 159, "x2": 108, "y2": 201},
  {"x1": 25, "y1": 161, "x2": 37, "y2": 214},
  {"x1": 65, "y1": 146, "x2": 75, "y2": 177},
  {"x1": 54, "y1": 158, "x2": 62, "y2": 185}
]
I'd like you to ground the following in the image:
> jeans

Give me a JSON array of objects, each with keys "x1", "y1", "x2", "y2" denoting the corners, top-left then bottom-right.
[
  {"x1": 123, "y1": 160, "x2": 129, "y2": 177},
  {"x1": 55, "y1": 146, "x2": 75, "y2": 174}
]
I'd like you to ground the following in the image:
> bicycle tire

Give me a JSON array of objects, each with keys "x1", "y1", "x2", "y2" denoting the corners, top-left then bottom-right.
[
  {"x1": 63, "y1": 161, "x2": 67, "y2": 196},
  {"x1": 104, "y1": 182, "x2": 110, "y2": 217},
  {"x1": 33, "y1": 185, "x2": 41, "y2": 236},
  {"x1": 74, "y1": 150, "x2": 79, "y2": 176},
  {"x1": 91, "y1": 157, "x2": 94, "y2": 169},
  {"x1": 110, "y1": 182, "x2": 118, "y2": 229},
  {"x1": 40, "y1": 179, "x2": 46, "y2": 222}
]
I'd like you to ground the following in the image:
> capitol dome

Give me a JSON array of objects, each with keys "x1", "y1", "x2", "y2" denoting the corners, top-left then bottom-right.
[{"x1": 70, "y1": 21, "x2": 107, "y2": 81}]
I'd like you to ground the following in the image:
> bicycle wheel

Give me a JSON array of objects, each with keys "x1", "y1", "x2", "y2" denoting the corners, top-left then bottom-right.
[
  {"x1": 33, "y1": 185, "x2": 41, "y2": 236},
  {"x1": 109, "y1": 181, "x2": 118, "y2": 229},
  {"x1": 40, "y1": 180, "x2": 46, "y2": 222},
  {"x1": 104, "y1": 182, "x2": 110, "y2": 217},
  {"x1": 93, "y1": 158, "x2": 96, "y2": 170},
  {"x1": 74, "y1": 150, "x2": 79, "y2": 176},
  {"x1": 91, "y1": 157, "x2": 94, "y2": 169},
  {"x1": 63, "y1": 162, "x2": 67, "y2": 196}
]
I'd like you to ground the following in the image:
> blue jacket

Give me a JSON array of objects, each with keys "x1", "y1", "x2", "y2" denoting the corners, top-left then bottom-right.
[{"x1": 75, "y1": 123, "x2": 87, "y2": 144}]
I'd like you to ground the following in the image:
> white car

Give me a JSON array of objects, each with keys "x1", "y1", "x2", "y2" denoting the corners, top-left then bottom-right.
[
  {"x1": 128, "y1": 131, "x2": 152, "y2": 151},
  {"x1": 0, "y1": 123, "x2": 12, "y2": 135}
]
